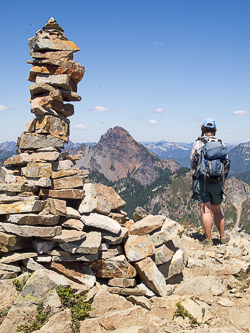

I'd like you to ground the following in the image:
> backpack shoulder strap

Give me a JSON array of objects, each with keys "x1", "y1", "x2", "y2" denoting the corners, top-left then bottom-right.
[{"x1": 196, "y1": 137, "x2": 208, "y2": 145}]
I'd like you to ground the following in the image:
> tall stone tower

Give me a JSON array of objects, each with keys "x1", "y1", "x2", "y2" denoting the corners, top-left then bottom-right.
[{"x1": 18, "y1": 17, "x2": 85, "y2": 151}]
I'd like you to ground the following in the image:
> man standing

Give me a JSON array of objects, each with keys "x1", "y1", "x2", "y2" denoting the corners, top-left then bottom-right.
[{"x1": 190, "y1": 118, "x2": 229, "y2": 245}]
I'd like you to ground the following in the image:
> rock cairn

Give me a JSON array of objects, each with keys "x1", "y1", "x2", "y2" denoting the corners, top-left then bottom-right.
[
  {"x1": 0, "y1": 17, "x2": 194, "y2": 332},
  {"x1": 0, "y1": 17, "x2": 186, "y2": 298}
]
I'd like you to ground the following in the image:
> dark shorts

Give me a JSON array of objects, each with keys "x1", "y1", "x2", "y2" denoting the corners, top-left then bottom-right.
[{"x1": 192, "y1": 177, "x2": 223, "y2": 206}]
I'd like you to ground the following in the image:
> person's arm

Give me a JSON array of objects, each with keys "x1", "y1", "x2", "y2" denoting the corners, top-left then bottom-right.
[
  {"x1": 190, "y1": 142, "x2": 198, "y2": 169},
  {"x1": 189, "y1": 140, "x2": 203, "y2": 169}
]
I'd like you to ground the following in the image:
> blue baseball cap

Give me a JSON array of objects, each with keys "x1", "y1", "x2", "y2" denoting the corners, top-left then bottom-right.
[{"x1": 202, "y1": 118, "x2": 216, "y2": 128}]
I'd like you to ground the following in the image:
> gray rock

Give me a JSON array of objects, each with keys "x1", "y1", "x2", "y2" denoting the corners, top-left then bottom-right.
[
  {"x1": 150, "y1": 220, "x2": 184, "y2": 247},
  {"x1": 124, "y1": 234, "x2": 155, "y2": 262},
  {"x1": 154, "y1": 244, "x2": 174, "y2": 265},
  {"x1": 129, "y1": 215, "x2": 165, "y2": 236},
  {"x1": 0, "y1": 223, "x2": 62, "y2": 238},
  {"x1": 174, "y1": 276, "x2": 225, "y2": 296},
  {"x1": 32, "y1": 309, "x2": 72, "y2": 333},
  {"x1": 78, "y1": 183, "x2": 126, "y2": 215},
  {"x1": 0, "y1": 200, "x2": 45, "y2": 214},
  {"x1": 44, "y1": 229, "x2": 86, "y2": 243},
  {"x1": 18, "y1": 133, "x2": 65, "y2": 149},
  {"x1": 6, "y1": 214, "x2": 60, "y2": 225},
  {"x1": 88, "y1": 256, "x2": 137, "y2": 278},
  {"x1": 66, "y1": 206, "x2": 81, "y2": 218},
  {"x1": 1, "y1": 252, "x2": 38, "y2": 264},
  {"x1": 61, "y1": 218, "x2": 84, "y2": 231},
  {"x1": 0, "y1": 270, "x2": 18, "y2": 279},
  {"x1": 102, "y1": 226, "x2": 128, "y2": 244},
  {"x1": 181, "y1": 298, "x2": 203, "y2": 323},
  {"x1": 59, "y1": 231, "x2": 101, "y2": 254},
  {"x1": 108, "y1": 278, "x2": 136, "y2": 288},
  {"x1": 32, "y1": 239, "x2": 56, "y2": 254},
  {"x1": 23, "y1": 257, "x2": 45, "y2": 271},
  {"x1": 0, "y1": 269, "x2": 62, "y2": 333},
  {"x1": 107, "y1": 287, "x2": 147, "y2": 296},
  {"x1": 36, "y1": 74, "x2": 77, "y2": 92},
  {"x1": 135, "y1": 257, "x2": 167, "y2": 297},
  {"x1": 0, "y1": 263, "x2": 21, "y2": 273},
  {"x1": 81, "y1": 213, "x2": 121, "y2": 234},
  {"x1": 126, "y1": 295, "x2": 152, "y2": 310},
  {"x1": 133, "y1": 206, "x2": 149, "y2": 221},
  {"x1": 52, "y1": 160, "x2": 74, "y2": 171}
]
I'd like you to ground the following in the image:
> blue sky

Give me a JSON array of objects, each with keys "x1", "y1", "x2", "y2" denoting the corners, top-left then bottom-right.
[{"x1": 0, "y1": 0, "x2": 249, "y2": 145}]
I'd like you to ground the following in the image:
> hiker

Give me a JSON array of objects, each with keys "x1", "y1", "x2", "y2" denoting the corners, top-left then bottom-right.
[{"x1": 190, "y1": 118, "x2": 230, "y2": 245}]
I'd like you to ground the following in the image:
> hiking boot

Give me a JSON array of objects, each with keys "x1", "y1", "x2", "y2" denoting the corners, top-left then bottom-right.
[
  {"x1": 199, "y1": 238, "x2": 213, "y2": 246},
  {"x1": 220, "y1": 235, "x2": 230, "y2": 245}
]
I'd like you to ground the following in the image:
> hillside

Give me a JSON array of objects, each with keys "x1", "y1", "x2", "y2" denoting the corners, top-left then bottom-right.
[
  {"x1": 234, "y1": 171, "x2": 250, "y2": 185},
  {"x1": 228, "y1": 141, "x2": 250, "y2": 174},
  {"x1": 88, "y1": 167, "x2": 250, "y2": 234},
  {"x1": 64, "y1": 126, "x2": 181, "y2": 186}
]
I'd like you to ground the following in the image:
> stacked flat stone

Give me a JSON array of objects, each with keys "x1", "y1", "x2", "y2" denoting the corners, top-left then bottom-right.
[
  {"x1": 0, "y1": 18, "x2": 187, "y2": 298},
  {"x1": 18, "y1": 16, "x2": 84, "y2": 150}
]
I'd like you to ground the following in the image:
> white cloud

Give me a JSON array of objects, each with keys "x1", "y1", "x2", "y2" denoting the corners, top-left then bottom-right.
[
  {"x1": 90, "y1": 106, "x2": 117, "y2": 112},
  {"x1": 154, "y1": 42, "x2": 163, "y2": 45},
  {"x1": 155, "y1": 108, "x2": 164, "y2": 113},
  {"x1": 149, "y1": 119, "x2": 158, "y2": 125},
  {"x1": 0, "y1": 105, "x2": 15, "y2": 112},
  {"x1": 233, "y1": 110, "x2": 250, "y2": 115},
  {"x1": 73, "y1": 124, "x2": 87, "y2": 130}
]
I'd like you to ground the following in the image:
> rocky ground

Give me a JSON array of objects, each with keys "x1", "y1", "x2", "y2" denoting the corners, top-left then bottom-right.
[
  {"x1": 0, "y1": 17, "x2": 249, "y2": 333},
  {"x1": 0, "y1": 225, "x2": 249, "y2": 333}
]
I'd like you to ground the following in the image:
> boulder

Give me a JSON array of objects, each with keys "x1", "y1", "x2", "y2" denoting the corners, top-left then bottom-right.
[
  {"x1": 0, "y1": 223, "x2": 62, "y2": 238},
  {"x1": 23, "y1": 161, "x2": 52, "y2": 178},
  {"x1": 0, "y1": 200, "x2": 45, "y2": 214},
  {"x1": 61, "y1": 218, "x2": 84, "y2": 231},
  {"x1": 4, "y1": 152, "x2": 59, "y2": 166},
  {"x1": 52, "y1": 175, "x2": 83, "y2": 189},
  {"x1": 0, "y1": 232, "x2": 32, "y2": 252},
  {"x1": 39, "y1": 188, "x2": 84, "y2": 199},
  {"x1": 78, "y1": 183, "x2": 126, "y2": 215},
  {"x1": 135, "y1": 257, "x2": 167, "y2": 296},
  {"x1": 88, "y1": 256, "x2": 137, "y2": 278},
  {"x1": 59, "y1": 231, "x2": 101, "y2": 254},
  {"x1": 45, "y1": 262, "x2": 96, "y2": 289},
  {"x1": 6, "y1": 214, "x2": 60, "y2": 226},
  {"x1": 129, "y1": 215, "x2": 165, "y2": 236},
  {"x1": 81, "y1": 213, "x2": 121, "y2": 234},
  {"x1": 0, "y1": 269, "x2": 62, "y2": 333},
  {"x1": 18, "y1": 133, "x2": 65, "y2": 149},
  {"x1": 124, "y1": 234, "x2": 155, "y2": 262}
]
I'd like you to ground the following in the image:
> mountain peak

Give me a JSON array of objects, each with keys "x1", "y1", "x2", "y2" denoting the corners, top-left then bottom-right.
[{"x1": 71, "y1": 127, "x2": 181, "y2": 185}]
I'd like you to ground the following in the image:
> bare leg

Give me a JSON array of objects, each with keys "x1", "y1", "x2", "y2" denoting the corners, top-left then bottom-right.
[
  {"x1": 210, "y1": 204, "x2": 225, "y2": 239},
  {"x1": 199, "y1": 202, "x2": 213, "y2": 241}
]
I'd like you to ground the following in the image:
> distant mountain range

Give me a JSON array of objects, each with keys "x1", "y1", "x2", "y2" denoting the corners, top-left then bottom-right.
[
  {"x1": 1, "y1": 129, "x2": 250, "y2": 232},
  {"x1": 1, "y1": 135, "x2": 250, "y2": 181},
  {"x1": 64, "y1": 141, "x2": 97, "y2": 149},
  {"x1": 141, "y1": 140, "x2": 235, "y2": 168}
]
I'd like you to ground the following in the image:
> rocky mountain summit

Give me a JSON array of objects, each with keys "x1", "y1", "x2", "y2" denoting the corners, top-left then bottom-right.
[
  {"x1": 64, "y1": 126, "x2": 181, "y2": 185},
  {"x1": 0, "y1": 17, "x2": 249, "y2": 333},
  {"x1": 0, "y1": 207, "x2": 250, "y2": 333}
]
